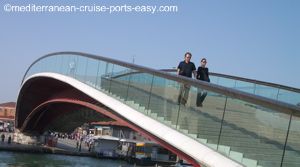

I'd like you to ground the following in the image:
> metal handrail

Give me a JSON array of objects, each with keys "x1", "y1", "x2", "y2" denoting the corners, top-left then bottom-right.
[
  {"x1": 22, "y1": 51, "x2": 300, "y2": 116},
  {"x1": 160, "y1": 69, "x2": 300, "y2": 93}
]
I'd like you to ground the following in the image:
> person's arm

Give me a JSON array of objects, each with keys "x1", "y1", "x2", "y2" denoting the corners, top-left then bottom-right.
[
  {"x1": 195, "y1": 67, "x2": 199, "y2": 79},
  {"x1": 193, "y1": 70, "x2": 197, "y2": 78},
  {"x1": 193, "y1": 63, "x2": 197, "y2": 78},
  {"x1": 177, "y1": 62, "x2": 182, "y2": 75},
  {"x1": 207, "y1": 68, "x2": 210, "y2": 82}
]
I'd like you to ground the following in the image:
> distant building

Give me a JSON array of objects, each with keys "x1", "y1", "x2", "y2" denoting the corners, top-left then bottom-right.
[
  {"x1": 0, "y1": 102, "x2": 16, "y2": 120},
  {"x1": 0, "y1": 102, "x2": 15, "y2": 132}
]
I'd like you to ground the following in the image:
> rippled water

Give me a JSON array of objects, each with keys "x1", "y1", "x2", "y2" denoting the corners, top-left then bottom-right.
[{"x1": 0, "y1": 151, "x2": 133, "y2": 167}]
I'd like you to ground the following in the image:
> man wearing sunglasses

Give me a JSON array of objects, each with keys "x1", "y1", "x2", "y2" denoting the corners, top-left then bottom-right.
[{"x1": 196, "y1": 58, "x2": 210, "y2": 107}]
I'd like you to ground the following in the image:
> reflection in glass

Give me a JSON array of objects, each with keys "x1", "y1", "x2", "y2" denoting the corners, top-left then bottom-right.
[
  {"x1": 218, "y1": 77, "x2": 236, "y2": 88},
  {"x1": 220, "y1": 98, "x2": 290, "y2": 167},
  {"x1": 235, "y1": 80, "x2": 255, "y2": 94},
  {"x1": 75, "y1": 56, "x2": 87, "y2": 82},
  {"x1": 255, "y1": 85, "x2": 279, "y2": 100},
  {"x1": 282, "y1": 112, "x2": 300, "y2": 167},
  {"x1": 147, "y1": 76, "x2": 180, "y2": 125},
  {"x1": 109, "y1": 65, "x2": 132, "y2": 100},
  {"x1": 278, "y1": 89, "x2": 300, "y2": 106},
  {"x1": 85, "y1": 58, "x2": 99, "y2": 87}
]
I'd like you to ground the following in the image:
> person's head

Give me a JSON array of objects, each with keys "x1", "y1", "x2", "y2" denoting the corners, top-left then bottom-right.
[
  {"x1": 184, "y1": 52, "x2": 192, "y2": 63},
  {"x1": 201, "y1": 58, "x2": 207, "y2": 67}
]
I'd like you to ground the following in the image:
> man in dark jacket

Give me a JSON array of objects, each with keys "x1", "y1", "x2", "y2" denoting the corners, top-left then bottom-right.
[{"x1": 177, "y1": 52, "x2": 196, "y2": 105}]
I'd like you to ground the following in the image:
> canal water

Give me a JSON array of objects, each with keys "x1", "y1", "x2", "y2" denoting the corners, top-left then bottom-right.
[{"x1": 0, "y1": 151, "x2": 134, "y2": 167}]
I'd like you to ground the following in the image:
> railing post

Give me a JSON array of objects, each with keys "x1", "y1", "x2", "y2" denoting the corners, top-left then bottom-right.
[
  {"x1": 175, "y1": 83, "x2": 185, "y2": 129},
  {"x1": 276, "y1": 88, "x2": 280, "y2": 101},
  {"x1": 59, "y1": 55, "x2": 64, "y2": 74},
  {"x1": 83, "y1": 57, "x2": 89, "y2": 82},
  {"x1": 95, "y1": 61, "x2": 100, "y2": 89},
  {"x1": 125, "y1": 69, "x2": 133, "y2": 101},
  {"x1": 254, "y1": 82, "x2": 257, "y2": 95},
  {"x1": 175, "y1": 103, "x2": 181, "y2": 129},
  {"x1": 108, "y1": 64, "x2": 114, "y2": 93},
  {"x1": 146, "y1": 75, "x2": 155, "y2": 115},
  {"x1": 234, "y1": 80, "x2": 237, "y2": 88},
  {"x1": 280, "y1": 112, "x2": 293, "y2": 167},
  {"x1": 73, "y1": 55, "x2": 78, "y2": 79},
  {"x1": 217, "y1": 96, "x2": 228, "y2": 149}
]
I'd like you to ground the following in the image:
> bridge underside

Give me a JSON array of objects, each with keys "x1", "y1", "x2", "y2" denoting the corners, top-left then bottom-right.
[
  {"x1": 16, "y1": 76, "x2": 115, "y2": 133},
  {"x1": 16, "y1": 76, "x2": 200, "y2": 167}
]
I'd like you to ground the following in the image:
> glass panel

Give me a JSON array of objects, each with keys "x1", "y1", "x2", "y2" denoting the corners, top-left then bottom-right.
[
  {"x1": 126, "y1": 73, "x2": 154, "y2": 112},
  {"x1": 235, "y1": 80, "x2": 255, "y2": 94},
  {"x1": 58, "y1": 55, "x2": 65, "y2": 74},
  {"x1": 25, "y1": 61, "x2": 39, "y2": 79},
  {"x1": 282, "y1": 112, "x2": 300, "y2": 167},
  {"x1": 58, "y1": 55, "x2": 69, "y2": 75},
  {"x1": 209, "y1": 76, "x2": 219, "y2": 85},
  {"x1": 46, "y1": 56, "x2": 58, "y2": 73},
  {"x1": 100, "y1": 63, "x2": 114, "y2": 92},
  {"x1": 75, "y1": 56, "x2": 87, "y2": 82},
  {"x1": 218, "y1": 77, "x2": 236, "y2": 88},
  {"x1": 85, "y1": 58, "x2": 99, "y2": 87},
  {"x1": 36, "y1": 60, "x2": 43, "y2": 73},
  {"x1": 37, "y1": 58, "x2": 47, "y2": 73},
  {"x1": 278, "y1": 89, "x2": 300, "y2": 106},
  {"x1": 109, "y1": 65, "x2": 131, "y2": 100},
  {"x1": 66, "y1": 55, "x2": 77, "y2": 77},
  {"x1": 255, "y1": 85, "x2": 279, "y2": 100},
  {"x1": 178, "y1": 85, "x2": 226, "y2": 147},
  {"x1": 52, "y1": 55, "x2": 60, "y2": 73},
  {"x1": 54, "y1": 55, "x2": 63, "y2": 73},
  {"x1": 42, "y1": 57, "x2": 50, "y2": 72},
  {"x1": 95, "y1": 60, "x2": 106, "y2": 90},
  {"x1": 219, "y1": 98, "x2": 290, "y2": 167},
  {"x1": 147, "y1": 76, "x2": 180, "y2": 126}
]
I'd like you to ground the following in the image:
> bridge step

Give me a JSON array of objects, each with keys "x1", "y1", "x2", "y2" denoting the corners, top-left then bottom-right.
[
  {"x1": 126, "y1": 101, "x2": 136, "y2": 108},
  {"x1": 197, "y1": 138, "x2": 208, "y2": 144},
  {"x1": 218, "y1": 145, "x2": 231, "y2": 155},
  {"x1": 138, "y1": 106, "x2": 146, "y2": 112},
  {"x1": 242, "y1": 158, "x2": 258, "y2": 167},
  {"x1": 150, "y1": 112, "x2": 158, "y2": 118},
  {"x1": 107, "y1": 92, "x2": 278, "y2": 167},
  {"x1": 157, "y1": 116, "x2": 165, "y2": 122},
  {"x1": 229, "y1": 151, "x2": 243, "y2": 162},
  {"x1": 206, "y1": 143, "x2": 218, "y2": 150},
  {"x1": 188, "y1": 133, "x2": 198, "y2": 139},
  {"x1": 180, "y1": 129, "x2": 189, "y2": 134},
  {"x1": 145, "y1": 111, "x2": 263, "y2": 167}
]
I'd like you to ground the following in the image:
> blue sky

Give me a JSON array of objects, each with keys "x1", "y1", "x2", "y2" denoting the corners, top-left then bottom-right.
[{"x1": 0, "y1": 0, "x2": 299, "y2": 102}]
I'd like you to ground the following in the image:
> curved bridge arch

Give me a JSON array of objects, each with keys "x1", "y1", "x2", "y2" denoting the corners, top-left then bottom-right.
[
  {"x1": 16, "y1": 52, "x2": 300, "y2": 167},
  {"x1": 18, "y1": 77, "x2": 199, "y2": 166},
  {"x1": 17, "y1": 73, "x2": 242, "y2": 167}
]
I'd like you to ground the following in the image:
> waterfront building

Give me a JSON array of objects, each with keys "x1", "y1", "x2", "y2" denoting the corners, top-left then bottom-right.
[{"x1": 0, "y1": 102, "x2": 16, "y2": 119}]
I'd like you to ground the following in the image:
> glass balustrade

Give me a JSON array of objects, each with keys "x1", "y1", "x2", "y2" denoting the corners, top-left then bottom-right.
[
  {"x1": 210, "y1": 76, "x2": 300, "y2": 106},
  {"x1": 22, "y1": 53, "x2": 300, "y2": 167}
]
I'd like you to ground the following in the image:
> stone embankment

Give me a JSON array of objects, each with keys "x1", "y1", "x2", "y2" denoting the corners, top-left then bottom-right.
[{"x1": 0, "y1": 132, "x2": 92, "y2": 157}]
